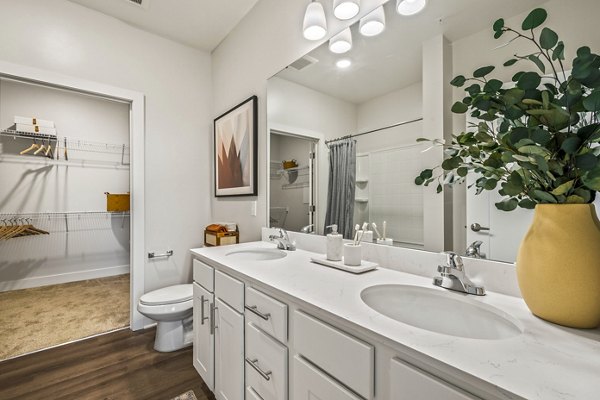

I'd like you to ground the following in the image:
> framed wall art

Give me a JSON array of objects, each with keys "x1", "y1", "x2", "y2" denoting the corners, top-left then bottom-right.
[{"x1": 214, "y1": 95, "x2": 258, "y2": 197}]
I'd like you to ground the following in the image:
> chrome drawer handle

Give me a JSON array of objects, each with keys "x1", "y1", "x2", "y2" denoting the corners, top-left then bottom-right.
[
  {"x1": 245, "y1": 357, "x2": 272, "y2": 381},
  {"x1": 245, "y1": 305, "x2": 271, "y2": 321},
  {"x1": 200, "y1": 295, "x2": 209, "y2": 325},
  {"x1": 210, "y1": 303, "x2": 218, "y2": 334}
]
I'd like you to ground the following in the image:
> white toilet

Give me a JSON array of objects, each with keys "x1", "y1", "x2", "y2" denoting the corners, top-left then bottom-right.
[{"x1": 137, "y1": 284, "x2": 193, "y2": 352}]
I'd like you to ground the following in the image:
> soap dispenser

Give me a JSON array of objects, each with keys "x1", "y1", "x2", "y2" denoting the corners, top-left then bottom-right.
[{"x1": 326, "y1": 224, "x2": 343, "y2": 261}]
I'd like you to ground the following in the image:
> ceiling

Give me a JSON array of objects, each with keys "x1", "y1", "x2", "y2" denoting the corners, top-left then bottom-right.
[
  {"x1": 275, "y1": 0, "x2": 549, "y2": 104},
  {"x1": 69, "y1": 0, "x2": 260, "y2": 52}
]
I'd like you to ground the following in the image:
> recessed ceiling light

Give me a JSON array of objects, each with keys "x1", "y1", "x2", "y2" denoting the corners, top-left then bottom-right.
[
  {"x1": 336, "y1": 59, "x2": 352, "y2": 69},
  {"x1": 396, "y1": 0, "x2": 427, "y2": 16},
  {"x1": 333, "y1": 0, "x2": 360, "y2": 20},
  {"x1": 303, "y1": 1, "x2": 328, "y2": 41},
  {"x1": 359, "y1": 6, "x2": 385, "y2": 37},
  {"x1": 329, "y1": 28, "x2": 353, "y2": 54}
]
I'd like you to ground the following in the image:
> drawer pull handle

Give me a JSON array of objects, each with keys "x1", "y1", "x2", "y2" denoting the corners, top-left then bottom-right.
[
  {"x1": 245, "y1": 357, "x2": 272, "y2": 381},
  {"x1": 245, "y1": 305, "x2": 271, "y2": 321},
  {"x1": 210, "y1": 303, "x2": 218, "y2": 334},
  {"x1": 200, "y1": 295, "x2": 209, "y2": 325}
]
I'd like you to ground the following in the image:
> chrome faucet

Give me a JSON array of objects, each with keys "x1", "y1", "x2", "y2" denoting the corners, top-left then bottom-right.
[
  {"x1": 465, "y1": 241, "x2": 486, "y2": 259},
  {"x1": 269, "y1": 228, "x2": 296, "y2": 251},
  {"x1": 433, "y1": 252, "x2": 485, "y2": 296},
  {"x1": 300, "y1": 224, "x2": 314, "y2": 234}
]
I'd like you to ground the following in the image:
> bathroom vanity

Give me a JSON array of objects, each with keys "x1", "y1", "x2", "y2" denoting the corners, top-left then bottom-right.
[{"x1": 190, "y1": 235, "x2": 600, "y2": 400}]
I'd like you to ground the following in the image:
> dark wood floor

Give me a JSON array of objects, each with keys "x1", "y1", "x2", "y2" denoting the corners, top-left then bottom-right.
[{"x1": 0, "y1": 328, "x2": 216, "y2": 400}]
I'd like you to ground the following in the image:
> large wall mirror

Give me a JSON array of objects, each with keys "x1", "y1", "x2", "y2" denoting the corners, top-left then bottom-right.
[{"x1": 266, "y1": 0, "x2": 598, "y2": 263}]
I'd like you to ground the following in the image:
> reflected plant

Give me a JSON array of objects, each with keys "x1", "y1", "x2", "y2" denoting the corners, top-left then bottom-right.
[{"x1": 415, "y1": 8, "x2": 600, "y2": 211}]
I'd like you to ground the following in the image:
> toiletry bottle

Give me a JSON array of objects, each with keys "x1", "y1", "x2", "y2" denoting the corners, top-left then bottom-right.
[{"x1": 326, "y1": 224, "x2": 343, "y2": 261}]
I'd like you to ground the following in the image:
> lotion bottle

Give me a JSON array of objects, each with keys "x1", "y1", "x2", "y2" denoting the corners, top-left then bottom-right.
[{"x1": 326, "y1": 224, "x2": 343, "y2": 261}]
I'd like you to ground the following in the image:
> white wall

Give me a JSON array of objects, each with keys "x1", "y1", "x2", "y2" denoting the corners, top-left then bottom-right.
[
  {"x1": 212, "y1": 0, "x2": 387, "y2": 242},
  {"x1": 0, "y1": 79, "x2": 130, "y2": 290},
  {"x1": 0, "y1": 0, "x2": 212, "y2": 294}
]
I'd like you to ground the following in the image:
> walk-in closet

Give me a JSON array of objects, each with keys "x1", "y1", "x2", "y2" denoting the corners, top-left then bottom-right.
[{"x1": 0, "y1": 76, "x2": 131, "y2": 360}]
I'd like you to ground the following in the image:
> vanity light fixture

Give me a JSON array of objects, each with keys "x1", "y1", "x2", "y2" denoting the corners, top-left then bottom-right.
[
  {"x1": 359, "y1": 5, "x2": 385, "y2": 37},
  {"x1": 333, "y1": 0, "x2": 360, "y2": 20},
  {"x1": 303, "y1": 0, "x2": 328, "y2": 41},
  {"x1": 396, "y1": 0, "x2": 427, "y2": 16},
  {"x1": 329, "y1": 27, "x2": 353, "y2": 54},
  {"x1": 336, "y1": 59, "x2": 352, "y2": 68}
]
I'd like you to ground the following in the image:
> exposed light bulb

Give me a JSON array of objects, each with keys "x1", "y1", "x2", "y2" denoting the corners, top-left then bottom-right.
[
  {"x1": 336, "y1": 59, "x2": 352, "y2": 69},
  {"x1": 396, "y1": 0, "x2": 427, "y2": 16},
  {"x1": 359, "y1": 6, "x2": 385, "y2": 37},
  {"x1": 333, "y1": 0, "x2": 360, "y2": 20},
  {"x1": 303, "y1": 1, "x2": 327, "y2": 41},
  {"x1": 329, "y1": 27, "x2": 353, "y2": 54}
]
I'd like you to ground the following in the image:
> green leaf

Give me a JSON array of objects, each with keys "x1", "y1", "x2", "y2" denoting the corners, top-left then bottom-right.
[
  {"x1": 575, "y1": 153, "x2": 598, "y2": 170},
  {"x1": 582, "y1": 167, "x2": 600, "y2": 191},
  {"x1": 532, "y1": 190, "x2": 558, "y2": 203},
  {"x1": 512, "y1": 71, "x2": 525, "y2": 82},
  {"x1": 528, "y1": 55, "x2": 546, "y2": 74},
  {"x1": 495, "y1": 198, "x2": 519, "y2": 212},
  {"x1": 503, "y1": 88, "x2": 525, "y2": 106},
  {"x1": 484, "y1": 179, "x2": 498, "y2": 190},
  {"x1": 493, "y1": 18, "x2": 505, "y2": 32},
  {"x1": 522, "y1": 8, "x2": 547, "y2": 30},
  {"x1": 577, "y1": 46, "x2": 591, "y2": 58},
  {"x1": 540, "y1": 27, "x2": 559, "y2": 49},
  {"x1": 450, "y1": 75, "x2": 467, "y2": 87},
  {"x1": 415, "y1": 176, "x2": 425, "y2": 185},
  {"x1": 473, "y1": 66, "x2": 495, "y2": 78},
  {"x1": 416, "y1": 137, "x2": 431, "y2": 142},
  {"x1": 574, "y1": 188, "x2": 593, "y2": 203},
  {"x1": 551, "y1": 180, "x2": 574, "y2": 196},
  {"x1": 531, "y1": 129, "x2": 552, "y2": 145},
  {"x1": 566, "y1": 195, "x2": 586, "y2": 204},
  {"x1": 583, "y1": 91, "x2": 600, "y2": 112},
  {"x1": 442, "y1": 157, "x2": 461, "y2": 170},
  {"x1": 503, "y1": 59, "x2": 518, "y2": 67},
  {"x1": 436, "y1": 183, "x2": 443, "y2": 193},
  {"x1": 561, "y1": 136, "x2": 582, "y2": 154},
  {"x1": 552, "y1": 41, "x2": 565, "y2": 61},
  {"x1": 502, "y1": 171, "x2": 524, "y2": 196},
  {"x1": 484, "y1": 79, "x2": 503, "y2": 93},
  {"x1": 494, "y1": 30, "x2": 504, "y2": 39},
  {"x1": 519, "y1": 199, "x2": 537, "y2": 209},
  {"x1": 518, "y1": 145, "x2": 549, "y2": 156},
  {"x1": 451, "y1": 101, "x2": 469, "y2": 114},
  {"x1": 457, "y1": 167, "x2": 469, "y2": 177},
  {"x1": 420, "y1": 169, "x2": 433, "y2": 179},
  {"x1": 517, "y1": 71, "x2": 542, "y2": 90},
  {"x1": 465, "y1": 84, "x2": 481, "y2": 96}
]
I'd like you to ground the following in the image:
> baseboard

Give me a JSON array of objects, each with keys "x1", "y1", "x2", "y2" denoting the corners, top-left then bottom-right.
[{"x1": 0, "y1": 265, "x2": 130, "y2": 292}]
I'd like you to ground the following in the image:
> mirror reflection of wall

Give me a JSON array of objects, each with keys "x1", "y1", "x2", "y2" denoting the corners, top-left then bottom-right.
[{"x1": 269, "y1": 132, "x2": 317, "y2": 232}]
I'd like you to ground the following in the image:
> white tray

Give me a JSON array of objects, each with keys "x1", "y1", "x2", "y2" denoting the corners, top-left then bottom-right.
[{"x1": 310, "y1": 256, "x2": 378, "y2": 274}]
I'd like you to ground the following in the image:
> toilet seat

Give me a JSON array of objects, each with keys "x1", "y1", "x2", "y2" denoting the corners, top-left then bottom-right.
[{"x1": 140, "y1": 284, "x2": 192, "y2": 306}]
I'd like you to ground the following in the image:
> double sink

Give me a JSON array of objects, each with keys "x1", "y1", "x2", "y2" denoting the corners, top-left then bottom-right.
[{"x1": 225, "y1": 247, "x2": 523, "y2": 341}]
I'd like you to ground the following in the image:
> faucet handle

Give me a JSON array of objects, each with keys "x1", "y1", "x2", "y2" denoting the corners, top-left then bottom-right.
[{"x1": 445, "y1": 252, "x2": 464, "y2": 271}]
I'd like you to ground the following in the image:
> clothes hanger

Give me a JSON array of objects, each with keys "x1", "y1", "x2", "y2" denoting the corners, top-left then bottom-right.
[
  {"x1": 20, "y1": 139, "x2": 39, "y2": 155},
  {"x1": 23, "y1": 218, "x2": 49, "y2": 235},
  {"x1": 44, "y1": 138, "x2": 53, "y2": 158}
]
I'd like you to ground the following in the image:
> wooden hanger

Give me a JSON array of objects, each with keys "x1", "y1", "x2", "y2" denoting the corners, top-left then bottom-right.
[{"x1": 20, "y1": 140, "x2": 40, "y2": 155}]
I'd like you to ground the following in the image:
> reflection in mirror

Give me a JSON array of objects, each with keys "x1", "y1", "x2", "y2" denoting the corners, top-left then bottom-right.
[{"x1": 267, "y1": 0, "x2": 572, "y2": 263}]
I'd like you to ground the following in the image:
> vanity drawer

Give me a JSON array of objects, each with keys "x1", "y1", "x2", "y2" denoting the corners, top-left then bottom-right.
[
  {"x1": 292, "y1": 355, "x2": 362, "y2": 400},
  {"x1": 293, "y1": 310, "x2": 374, "y2": 399},
  {"x1": 215, "y1": 270, "x2": 244, "y2": 313},
  {"x1": 245, "y1": 287, "x2": 288, "y2": 343},
  {"x1": 246, "y1": 322, "x2": 288, "y2": 400},
  {"x1": 390, "y1": 358, "x2": 479, "y2": 400},
  {"x1": 193, "y1": 258, "x2": 214, "y2": 292}
]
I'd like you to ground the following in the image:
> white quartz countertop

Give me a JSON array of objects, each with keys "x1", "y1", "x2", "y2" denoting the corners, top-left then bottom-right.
[{"x1": 191, "y1": 241, "x2": 600, "y2": 400}]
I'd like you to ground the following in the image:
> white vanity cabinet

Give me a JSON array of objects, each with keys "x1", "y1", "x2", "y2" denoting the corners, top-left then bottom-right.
[
  {"x1": 193, "y1": 259, "x2": 245, "y2": 400},
  {"x1": 389, "y1": 358, "x2": 479, "y2": 400},
  {"x1": 292, "y1": 355, "x2": 362, "y2": 400}
]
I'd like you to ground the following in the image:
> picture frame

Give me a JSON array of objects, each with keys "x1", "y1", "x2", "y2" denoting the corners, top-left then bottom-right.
[{"x1": 214, "y1": 95, "x2": 258, "y2": 197}]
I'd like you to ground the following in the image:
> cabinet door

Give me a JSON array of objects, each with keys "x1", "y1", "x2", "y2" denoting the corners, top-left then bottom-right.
[
  {"x1": 193, "y1": 283, "x2": 214, "y2": 391},
  {"x1": 215, "y1": 297, "x2": 245, "y2": 400},
  {"x1": 292, "y1": 356, "x2": 361, "y2": 400},
  {"x1": 390, "y1": 358, "x2": 479, "y2": 400}
]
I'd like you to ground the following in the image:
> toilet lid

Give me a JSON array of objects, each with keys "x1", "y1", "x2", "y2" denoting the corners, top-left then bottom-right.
[{"x1": 140, "y1": 284, "x2": 193, "y2": 305}]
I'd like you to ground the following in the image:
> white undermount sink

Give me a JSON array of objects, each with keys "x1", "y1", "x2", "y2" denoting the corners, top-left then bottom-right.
[
  {"x1": 361, "y1": 284, "x2": 523, "y2": 340},
  {"x1": 225, "y1": 248, "x2": 287, "y2": 261}
]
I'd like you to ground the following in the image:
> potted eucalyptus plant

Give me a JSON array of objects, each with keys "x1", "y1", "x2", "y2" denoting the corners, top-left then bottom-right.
[{"x1": 416, "y1": 8, "x2": 600, "y2": 328}]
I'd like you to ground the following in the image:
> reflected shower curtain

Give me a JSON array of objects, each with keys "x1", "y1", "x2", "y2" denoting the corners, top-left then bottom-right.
[{"x1": 324, "y1": 139, "x2": 356, "y2": 239}]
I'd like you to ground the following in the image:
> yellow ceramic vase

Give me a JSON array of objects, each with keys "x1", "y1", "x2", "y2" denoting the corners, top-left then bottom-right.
[{"x1": 516, "y1": 204, "x2": 600, "y2": 328}]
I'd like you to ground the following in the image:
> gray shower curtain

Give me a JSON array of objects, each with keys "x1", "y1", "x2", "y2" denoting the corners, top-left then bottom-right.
[{"x1": 324, "y1": 138, "x2": 356, "y2": 239}]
